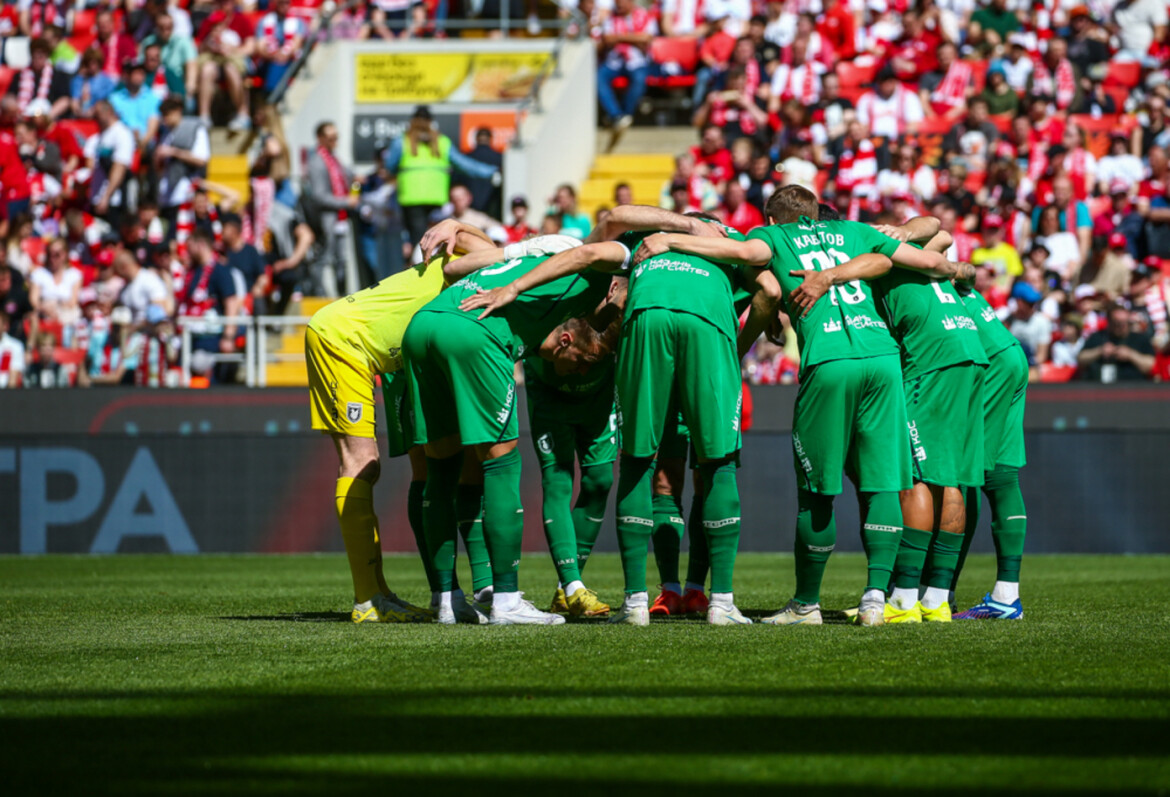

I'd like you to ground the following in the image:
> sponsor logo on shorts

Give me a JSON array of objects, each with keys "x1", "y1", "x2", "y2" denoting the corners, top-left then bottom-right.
[
  {"x1": 702, "y1": 517, "x2": 741, "y2": 529},
  {"x1": 537, "y1": 433, "x2": 553, "y2": 454},
  {"x1": 618, "y1": 516, "x2": 654, "y2": 527},
  {"x1": 346, "y1": 402, "x2": 363, "y2": 424},
  {"x1": 793, "y1": 433, "x2": 813, "y2": 475},
  {"x1": 496, "y1": 383, "x2": 516, "y2": 425},
  {"x1": 863, "y1": 523, "x2": 900, "y2": 533},
  {"x1": 907, "y1": 421, "x2": 927, "y2": 461},
  {"x1": 733, "y1": 390, "x2": 742, "y2": 433}
]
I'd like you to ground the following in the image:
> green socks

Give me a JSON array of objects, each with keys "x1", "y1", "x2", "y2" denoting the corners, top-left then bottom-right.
[
  {"x1": 408, "y1": 480, "x2": 441, "y2": 593},
  {"x1": 423, "y1": 454, "x2": 463, "y2": 592},
  {"x1": 951, "y1": 485, "x2": 981, "y2": 592},
  {"x1": 793, "y1": 488, "x2": 835, "y2": 605},
  {"x1": 456, "y1": 483, "x2": 492, "y2": 592},
  {"x1": 615, "y1": 454, "x2": 654, "y2": 594},
  {"x1": 859, "y1": 491, "x2": 902, "y2": 594},
  {"x1": 572, "y1": 463, "x2": 613, "y2": 574},
  {"x1": 651, "y1": 492, "x2": 685, "y2": 587},
  {"x1": 925, "y1": 528, "x2": 965, "y2": 590},
  {"x1": 698, "y1": 460, "x2": 740, "y2": 595},
  {"x1": 685, "y1": 482, "x2": 709, "y2": 589},
  {"x1": 539, "y1": 463, "x2": 582, "y2": 586},
  {"x1": 481, "y1": 448, "x2": 525, "y2": 593},
  {"x1": 985, "y1": 464, "x2": 1026, "y2": 583},
  {"x1": 893, "y1": 526, "x2": 933, "y2": 591}
]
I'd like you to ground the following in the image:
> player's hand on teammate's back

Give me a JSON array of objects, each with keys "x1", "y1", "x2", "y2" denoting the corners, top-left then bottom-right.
[
  {"x1": 460, "y1": 284, "x2": 521, "y2": 319},
  {"x1": 420, "y1": 219, "x2": 462, "y2": 260},
  {"x1": 691, "y1": 219, "x2": 729, "y2": 238},
  {"x1": 872, "y1": 224, "x2": 909, "y2": 242},
  {"x1": 786, "y1": 269, "x2": 833, "y2": 317},
  {"x1": 633, "y1": 233, "x2": 672, "y2": 265}
]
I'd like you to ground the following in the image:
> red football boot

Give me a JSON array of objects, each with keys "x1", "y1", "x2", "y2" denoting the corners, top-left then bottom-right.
[
  {"x1": 649, "y1": 588, "x2": 684, "y2": 616},
  {"x1": 681, "y1": 588, "x2": 709, "y2": 616}
]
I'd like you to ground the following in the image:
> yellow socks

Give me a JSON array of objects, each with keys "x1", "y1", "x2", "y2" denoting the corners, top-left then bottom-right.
[{"x1": 336, "y1": 477, "x2": 384, "y2": 604}]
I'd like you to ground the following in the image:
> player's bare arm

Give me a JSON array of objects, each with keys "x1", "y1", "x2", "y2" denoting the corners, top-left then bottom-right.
[
  {"x1": 460, "y1": 241, "x2": 632, "y2": 318},
  {"x1": 786, "y1": 253, "x2": 894, "y2": 316},
  {"x1": 737, "y1": 267, "x2": 784, "y2": 359},
  {"x1": 441, "y1": 247, "x2": 507, "y2": 281},
  {"x1": 586, "y1": 205, "x2": 727, "y2": 243},
  {"x1": 889, "y1": 241, "x2": 973, "y2": 281},
  {"x1": 420, "y1": 219, "x2": 497, "y2": 258},
  {"x1": 872, "y1": 216, "x2": 941, "y2": 244},
  {"x1": 633, "y1": 233, "x2": 771, "y2": 267}
]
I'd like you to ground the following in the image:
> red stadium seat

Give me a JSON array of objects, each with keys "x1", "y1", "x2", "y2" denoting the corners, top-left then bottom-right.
[
  {"x1": 57, "y1": 119, "x2": 100, "y2": 142},
  {"x1": 1104, "y1": 61, "x2": 1141, "y2": 88},
  {"x1": 21, "y1": 237, "x2": 46, "y2": 267},
  {"x1": 989, "y1": 114, "x2": 1014, "y2": 134},
  {"x1": 1040, "y1": 363, "x2": 1077, "y2": 383},
  {"x1": 916, "y1": 116, "x2": 955, "y2": 136},
  {"x1": 52, "y1": 348, "x2": 85, "y2": 367},
  {"x1": 838, "y1": 85, "x2": 867, "y2": 103},
  {"x1": 1103, "y1": 85, "x2": 1130, "y2": 112},
  {"x1": 0, "y1": 66, "x2": 13, "y2": 96},
  {"x1": 612, "y1": 38, "x2": 699, "y2": 90},
  {"x1": 965, "y1": 171, "x2": 986, "y2": 193},
  {"x1": 836, "y1": 61, "x2": 877, "y2": 88},
  {"x1": 1069, "y1": 114, "x2": 1139, "y2": 158}
]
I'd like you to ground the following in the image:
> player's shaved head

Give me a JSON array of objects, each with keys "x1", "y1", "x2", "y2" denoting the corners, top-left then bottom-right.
[{"x1": 766, "y1": 185, "x2": 819, "y2": 224}]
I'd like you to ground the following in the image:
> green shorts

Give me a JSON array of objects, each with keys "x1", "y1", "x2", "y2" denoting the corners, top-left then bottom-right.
[
  {"x1": 379, "y1": 369, "x2": 415, "y2": 458},
  {"x1": 526, "y1": 382, "x2": 618, "y2": 470},
  {"x1": 904, "y1": 362, "x2": 987, "y2": 488},
  {"x1": 792, "y1": 354, "x2": 912, "y2": 495},
  {"x1": 616, "y1": 309, "x2": 742, "y2": 462},
  {"x1": 402, "y1": 310, "x2": 518, "y2": 447},
  {"x1": 982, "y1": 344, "x2": 1028, "y2": 471},
  {"x1": 657, "y1": 412, "x2": 692, "y2": 465}
]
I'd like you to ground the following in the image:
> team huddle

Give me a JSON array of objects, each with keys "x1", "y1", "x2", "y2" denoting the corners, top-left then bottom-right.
[{"x1": 305, "y1": 184, "x2": 1029, "y2": 627}]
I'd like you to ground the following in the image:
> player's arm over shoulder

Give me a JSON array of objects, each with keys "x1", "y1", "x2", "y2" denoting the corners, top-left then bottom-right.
[
  {"x1": 587, "y1": 204, "x2": 725, "y2": 243},
  {"x1": 657, "y1": 229, "x2": 772, "y2": 267}
]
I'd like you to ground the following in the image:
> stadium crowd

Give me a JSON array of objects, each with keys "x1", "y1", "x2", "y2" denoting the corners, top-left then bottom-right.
[{"x1": 3, "y1": 0, "x2": 1170, "y2": 387}]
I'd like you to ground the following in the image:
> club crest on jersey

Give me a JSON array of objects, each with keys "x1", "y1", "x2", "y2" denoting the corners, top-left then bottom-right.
[
  {"x1": 346, "y1": 402, "x2": 363, "y2": 423},
  {"x1": 537, "y1": 433, "x2": 553, "y2": 454}
]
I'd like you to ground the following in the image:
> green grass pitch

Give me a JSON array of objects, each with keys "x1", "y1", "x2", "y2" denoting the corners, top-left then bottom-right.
[{"x1": 1, "y1": 553, "x2": 1168, "y2": 796}]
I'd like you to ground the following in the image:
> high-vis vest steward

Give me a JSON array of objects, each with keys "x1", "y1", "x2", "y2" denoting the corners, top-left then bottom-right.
[{"x1": 397, "y1": 136, "x2": 451, "y2": 207}]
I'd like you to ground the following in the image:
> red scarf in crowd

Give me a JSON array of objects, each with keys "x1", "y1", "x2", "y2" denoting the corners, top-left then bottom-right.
[
  {"x1": 242, "y1": 177, "x2": 275, "y2": 251},
  {"x1": 930, "y1": 60, "x2": 971, "y2": 115},
  {"x1": 1066, "y1": 148, "x2": 1089, "y2": 200},
  {"x1": 17, "y1": 65, "x2": 53, "y2": 112},
  {"x1": 318, "y1": 145, "x2": 348, "y2": 221},
  {"x1": 174, "y1": 203, "x2": 222, "y2": 248},
  {"x1": 776, "y1": 63, "x2": 818, "y2": 106},
  {"x1": 711, "y1": 95, "x2": 759, "y2": 137},
  {"x1": 1031, "y1": 56, "x2": 1076, "y2": 110}
]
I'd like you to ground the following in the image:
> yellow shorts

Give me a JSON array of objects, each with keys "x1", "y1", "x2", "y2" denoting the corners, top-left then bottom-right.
[{"x1": 306, "y1": 325, "x2": 377, "y2": 439}]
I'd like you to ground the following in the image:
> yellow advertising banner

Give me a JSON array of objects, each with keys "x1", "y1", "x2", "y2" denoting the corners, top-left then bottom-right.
[{"x1": 354, "y1": 52, "x2": 550, "y2": 104}]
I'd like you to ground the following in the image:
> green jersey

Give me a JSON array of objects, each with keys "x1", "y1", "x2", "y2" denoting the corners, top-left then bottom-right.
[
  {"x1": 748, "y1": 218, "x2": 901, "y2": 372},
  {"x1": 873, "y1": 266, "x2": 990, "y2": 379},
  {"x1": 955, "y1": 283, "x2": 1018, "y2": 360},
  {"x1": 622, "y1": 226, "x2": 748, "y2": 341},
  {"x1": 524, "y1": 354, "x2": 614, "y2": 403},
  {"x1": 423, "y1": 254, "x2": 613, "y2": 361}
]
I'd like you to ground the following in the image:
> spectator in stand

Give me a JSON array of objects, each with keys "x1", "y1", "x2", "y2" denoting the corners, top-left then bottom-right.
[
  {"x1": 996, "y1": 35, "x2": 1034, "y2": 94},
  {"x1": 720, "y1": 179, "x2": 763, "y2": 234},
  {"x1": 255, "y1": 0, "x2": 307, "y2": 96},
  {"x1": 1059, "y1": 124, "x2": 1097, "y2": 201},
  {"x1": 24, "y1": 330, "x2": 67, "y2": 388},
  {"x1": 816, "y1": 0, "x2": 856, "y2": 62},
  {"x1": 462, "y1": 127, "x2": 503, "y2": 219},
  {"x1": 1028, "y1": 38, "x2": 1081, "y2": 113},
  {"x1": 505, "y1": 195, "x2": 536, "y2": 244},
  {"x1": 95, "y1": 11, "x2": 139, "y2": 79},
  {"x1": 968, "y1": 0, "x2": 1020, "y2": 48},
  {"x1": 154, "y1": 97, "x2": 210, "y2": 229},
  {"x1": 1066, "y1": 7, "x2": 1109, "y2": 75},
  {"x1": 430, "y1": 184, "x2": 507, "y2": 243},
  {"x1": 0, "y1": 264, "x2": 33, "y2": 344},
  {"x1": 0, "y1": 118, "x2": 31, "y2": 230},
  {"x1": 1137, "y1": 146, "x2": 1170, "y2": 255},
  {"x1": 29, "y1": 237, "x2": 81, "y2": 336},
  {"x1": 550, "y1": 184, "x2": 591, "y2": 240},
  {"x1": 4, "y1": 216, "x2": 34, "y2": 276},
  {"x1": 1050, "y1": 315, "x2": 1084, "y2": 369},
  {"x1": 71, "y1": 48, "x2": 119, "y2": 119},
  {"x1": 220, "y1": 212, "x2": 267, "y2": 306},
  {"x1": 691, "y1": 10, "x2": 736, "y2": 108},
  {"x1": 1085, "y1": 233, "x2": 1135, "y2": 299},
  {"x1": 704, "y1": 0, "x2": 750, "y2": 38},
  {"x1": 16, "y1": 0, "x2": 70, "y2": 38},
  {"x1": 367, "y1": 0, "x2": 423, "y2": 39},
  {"x1": 180, "y1": 227, "x2": 244, "y2": 381},
  {"x1": 943, "y1": 98, "x2": 999, "y2": 174},
  {"x1": 778, "y1": 133, "x2": 819, "y2": 190},
  {"x1": 110, "y1": 60, "x2": 163, "y2": 154},
  {"x1": 1008, "y1": 281, "x2": 1052, "y2": 375},
  {"x1": 142, "y1": 44, "x2": 171, "y2": 102},
  {"x1": 6, "y1": 37, "x2": 71, "y2": 121},
  {"x1": 666, "y1": 180, "x2": 701, "y2": 214},
  {"x1": 1035, "y1": 175, "x2": 1092, "y2": 268},
  {"x1": 919, "y1": 42, "x2": 973, "y2": 125},
  {"x1": 659, "y1": 0, "x2": 706, "y2": 39},
  {"x1": 40, "y1": 24, "x2": 78, "y2": 72},
  {"x1": 596, "y1": 0, "x2": 658, "y2": 131},
  {"x1": 1113, "y1": 0, "x2": 1168, "y2": 65},
  {"x1": 141, "y1": 13, "x2": 198, "y2": 105},
  {"x1": 1034, "y1": 203, "x2": 1084, "y2": 282},
  {"x1": 1078, "y1": 301, "x2": 1156, "y2": 381},
  {"x1": 856, "y1": 67, "x2": 924, "y2": 141},
  {"x1": 0, "y1": 309, "x2": 24, "y2": 387},
  {"x1": 194, "y1": 0, "x2": 256, "y2": 132},
  {"x1": 1096, "y1": 135, "x2": 1143, "y2": 196},
  {"x1": 742, "y1": 151, "x2": 779, "y2": 215},
  {"x1": 971, "y1": 213, "x2": 1023, "y2": 285},
  {"x1": 1132, "y1": 258, "x2": 1170, "y2": 349},
  {"x1": 85, "y1": 100, "x2": 137, "y2": 231},
  {"x1": 888, "y1": 11, "x2": 941, "y2": 82},
  {"x1": 15, "y1": 111, "x2": 60, "y2": 182},
  {"x1": 978, "y1": 66, "x2": 1019, "y2": 119},
  {"x1": 815, "y1": 72, "x2": 855, "y2": 142},
  {"x1": 114, "y1": 249, "x2": 171, "y2": 324},
  {"x1": 658, "y1": 151, "x2": 719, "y2": 211},
  {"x1": 1094, "y1": 180, "x2": 1144, "y2": 254},
  {"x1": 695, "y1": 66, "x2": 768, "y2": 146},
  {"x1": 614, "y1": 182, "x2": 633, "y2": 205},
  {"x1": 264, "y1": 199, "x2": 315, "y2": 317},
  {"x1": 683, "y1": 123, "x2": 730, "y2": 187},
  {"x1": 769, "y1": 37, "x2": 825, "y2": 110},
  {"x1": 306, "y1": 120, "x2": 358, "y2": 296}
]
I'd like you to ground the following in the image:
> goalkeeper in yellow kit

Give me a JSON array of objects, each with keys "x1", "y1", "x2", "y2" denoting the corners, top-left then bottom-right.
[{"x1": 307, "y1": 221, "x2": 529, "y2": 623}]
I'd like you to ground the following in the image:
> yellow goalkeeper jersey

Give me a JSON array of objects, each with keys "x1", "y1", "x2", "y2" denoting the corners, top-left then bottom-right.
[{"x1": 308, "y1": 253, "x2": 454, "y2": 375}]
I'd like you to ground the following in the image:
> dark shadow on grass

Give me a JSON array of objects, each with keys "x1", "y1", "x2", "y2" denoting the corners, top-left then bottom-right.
[{"x1": 218, "y1": 612, "x2": 351, "y2": 623}]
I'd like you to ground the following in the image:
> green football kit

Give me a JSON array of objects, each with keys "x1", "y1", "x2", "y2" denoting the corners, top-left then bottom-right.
[
  {"x1": 402, "y1": 254, "x2": 614, "y2": 595},
  {"x1": 748, "y1": 218, "x2": 910, "y2": 603}
]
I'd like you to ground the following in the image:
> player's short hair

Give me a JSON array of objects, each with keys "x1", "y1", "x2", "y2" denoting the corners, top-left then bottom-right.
[
  {"x1": 817, "y1": 202, "x2": 841, "y2": 221},
  {"x1": 565, "y1": 313, "x2": 620, "y2": 361},
  {"x1": 684, "y1": 211, "x2": 721, "y2": 224},
  {"x1": 766, "y1": 185, "x2": 819, "y2": 224}
]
